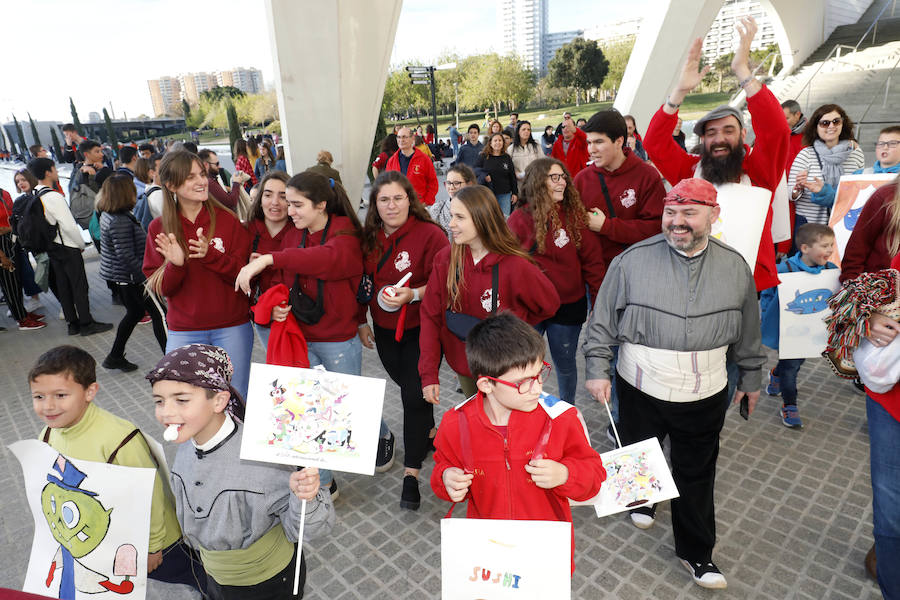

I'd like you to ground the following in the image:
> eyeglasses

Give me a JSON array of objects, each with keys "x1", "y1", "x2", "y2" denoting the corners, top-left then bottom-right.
[
  {"x1": 818, "y1": 117, "x2": 842, "y2": 128},
  {"x1": 875, "y1": 140, "x2": 900, "y2": 149},
  {"x1": 397, "y1": 134, "x2": 412, "y2": 139},
  {"x1": 208, "y1": 161, "x2": 219, "y2": 166},
  {"x1": 376, "y1": 194, "x2": 408, "y2": 206},
  {"x1": 445, "y1": 180, "x2": 465, "y2": 188},
  {"x1": 547, "y1": 173, "x2": 566, "y2": 182},
  {"x1": 482, "y1": 362, "x2": 552, "y2": 394}
]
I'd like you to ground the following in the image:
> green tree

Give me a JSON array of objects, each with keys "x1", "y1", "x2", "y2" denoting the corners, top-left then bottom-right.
[
  {"x1": 458, "y1": 53, "x2": 532, "y2": 117},
  {"x1": 49, "y1": 127, "x2": 63, "y2": 161},
  {"x1": 226, "y1": 101, "x2": 241, "y2": 158},
  {"x1": 28, "y1": 113, "x2": 42, "y2": 148},
  {"x1": 12, "y1": 115, "x2": 26, "y2": 156},
  {"x1": 201, "y1": 86, "x2": 245, "y2": 103},
  {"x1": 382, "y1": 67, "x2": 429, "y2": 118},
  {"x1": 369, "y1": 104, "x2": 387, "y2": 181},
  {"x1": 69, "y1": 97, "x2": 85, "y2": 135},
  {"x1": 182, "y1": 99, "x2": 191, "y2": 119},
  {"x1": 600, "y1": 38, "x2": 635, "y2": 94},
  {"x1": 548, "y1": 38, "x2": 609, "y2": 106},
  {"x1": 102, "y1": 108, "x2": 119, "y2": 155}
]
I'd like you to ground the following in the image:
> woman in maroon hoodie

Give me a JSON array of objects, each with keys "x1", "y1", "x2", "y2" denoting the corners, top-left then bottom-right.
[
  {"x1": 245, "y1": 170, "x2": 291, "y2": 349},
  {"x1": 143, "y1": 150, "x2": 253, "y2": 402},
  {"x1": 358, "y1": 171, "x2": 449, "y2": 511},
  {"x1": 508, "y1": 158, "x2": 606, "y2": 405},
  {"x1": 236, "y1": 172, "x2": 386, "y2": 496},
  {"x1": 419, "y1": 185, "x2": 560, "y2": 405}
]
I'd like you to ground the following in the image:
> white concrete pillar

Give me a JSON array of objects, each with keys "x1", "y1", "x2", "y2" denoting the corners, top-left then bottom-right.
[{"x1": 265, "y1": 0, "x2": 402, "y2": 203}]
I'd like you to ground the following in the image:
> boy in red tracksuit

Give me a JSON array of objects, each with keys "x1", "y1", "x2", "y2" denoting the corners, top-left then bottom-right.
[{"x1": 431, "y1": 313, "x2": 606, "y2": 573}]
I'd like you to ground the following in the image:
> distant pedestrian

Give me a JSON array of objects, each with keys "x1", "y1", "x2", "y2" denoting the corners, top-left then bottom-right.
[
  {"x1": 372, "y1": 134, "x2": 399, "y2": 179},
  {"x1": 551, "y1": 117, "x2": 589, "y2": 177},
  {"x1": 254, "y1": 139, "x2": 275, "y2": 180},
  {"x1": 475, "y1": 133, "x2": 517, "y2": 216},
  {"x1": 306, "y1": 150, "x2": 342, "y2": 184},
  {"x1": 454, "y1": 124, "x2": 483, "y2": 169},
  {"x1": 507, "y1": 120, "x2": 541, "y2": 184},
  {"x1": 233, "y1": 139, "x2": 258, "y2": 189},
  {"x1": 385, "y1": 127, "x2": 438, "y2": 206},
  {"x1": 541, "y1": 125, "x2": 556, "y2": 156}
]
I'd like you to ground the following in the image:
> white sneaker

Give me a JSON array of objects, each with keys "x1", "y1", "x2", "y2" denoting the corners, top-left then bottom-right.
[
  {"x1": 59, "y1": 309, "x2": 65, "y2": 320},
  {"x1": 679, "y1": 558, "x2": 727, "y2": 589},
  {"x1": 629, "y1": 505, "x2": 656, "y2": 529}
]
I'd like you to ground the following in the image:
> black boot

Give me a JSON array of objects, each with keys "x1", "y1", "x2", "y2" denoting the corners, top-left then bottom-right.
[
  {"x1": 102, "y1": 354, "x2": 138, "y2": 372},
  {"x1": 400, "y1": 475, "x2": 420, "y2": 511}
]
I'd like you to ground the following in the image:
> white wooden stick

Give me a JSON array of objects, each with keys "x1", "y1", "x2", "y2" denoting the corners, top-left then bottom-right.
[
  {"x1": 292, "y1": 498, "x2": 307, "y2": 595},
  {"x1": 602, "y1": 399, "x2": 622, "y2": 448}
]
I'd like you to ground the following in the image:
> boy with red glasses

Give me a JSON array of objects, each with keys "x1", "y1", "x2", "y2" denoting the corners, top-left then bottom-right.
[{"x1": 430, "y1": 312, "x2": 606, "y2": 573}]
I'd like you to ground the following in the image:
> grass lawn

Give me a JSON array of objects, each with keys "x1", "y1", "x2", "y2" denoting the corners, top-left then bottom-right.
[{"x1": 388, "y1": 92, "x2": 732, "y2": 132}]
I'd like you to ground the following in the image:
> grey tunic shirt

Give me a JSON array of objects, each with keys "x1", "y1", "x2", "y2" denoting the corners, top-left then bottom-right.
[
  {"x1": 583, "y1": 233, "x2": 764, "y2": 394},
  {"x1": 171, "y1": 422, "x2": 335, "y2": 552}
]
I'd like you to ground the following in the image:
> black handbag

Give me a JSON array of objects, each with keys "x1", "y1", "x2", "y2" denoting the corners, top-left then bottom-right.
[
  {"x1": 290, "y1": 218, "x2": 331, "y2": 325},
  {"x1": 445, "y1": 263, "x2": 499, "y2": 340},
  {"x1": 357, "y1": 233, "x2": 406, "y2": 304}
]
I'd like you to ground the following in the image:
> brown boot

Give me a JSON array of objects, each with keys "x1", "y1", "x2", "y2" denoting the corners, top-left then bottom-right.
[{"x1": 865, "y1": 544, "x2": 877, "y2": 582}]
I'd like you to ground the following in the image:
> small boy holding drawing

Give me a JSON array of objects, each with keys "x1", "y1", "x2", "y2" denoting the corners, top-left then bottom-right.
[
  {"x1": 761, "y1": 223, "x2": 839, "y2": 429},
  {"x1": 28, "y1": 345, "x2": 207, "y2": 595},
  {"x1": 148, "y1": 343, "x2": 334, "y2": 598},
  {"x1": 430, "y1": 313, "x2": 606, "y2": 572}
]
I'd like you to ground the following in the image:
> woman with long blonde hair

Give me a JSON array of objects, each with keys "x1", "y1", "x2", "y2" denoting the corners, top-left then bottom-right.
[
  {"x1": 418, "y1": 185, "x2": 560, "y2": 404},
  {"x1": 508, "y1": 158, "x2": 606, "y2": 405},
  {"x1": 142, "y1": 151, "x2": 253, "y2": 402}
]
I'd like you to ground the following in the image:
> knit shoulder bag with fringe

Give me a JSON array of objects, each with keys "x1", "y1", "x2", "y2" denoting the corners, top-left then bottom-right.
[{"x1": 823, "y1": 268, "x2": 900, "y2": 378}]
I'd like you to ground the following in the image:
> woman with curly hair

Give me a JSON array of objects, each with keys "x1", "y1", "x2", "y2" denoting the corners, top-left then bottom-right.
[{"x1": 508, "y1": 158, "x2": 606, "y2": 404}]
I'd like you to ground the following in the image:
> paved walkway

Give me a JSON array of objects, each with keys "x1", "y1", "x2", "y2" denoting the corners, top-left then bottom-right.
[{"x1": 0, "y1": 245, "x2": 883, "y2": 599}]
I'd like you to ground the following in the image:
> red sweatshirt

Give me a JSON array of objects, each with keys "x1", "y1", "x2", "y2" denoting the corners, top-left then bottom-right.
[
  {"x1": 644, "y1": 84, "x2": 789, "y2": 291},
  {"x1": 507, "y1": 204, "x2": 606, "y2": 303},
  {"x1": 865, "y1": 252, "x2": 900, "y2": 421},
  {"x1": 142, "y1": 206, "x2": 251, "y2": 331},
  {"x1": 269, "y1": 215, "x2": 363, "y2": 343},
  {"x1": 385, "y1": 149, "x2": 439, "y2": 205},
  {"x1": 551, "y1": 127, "x2": 590, "y2": 177},
  {"x1": 839, "y1": 183, "x2": 897, "y2": 282},
  {"x1": 361, "y1": 216, "x2": 449, "y2": 330},
  {"x1": 246, "y1": 219, "x2": 293, "y2": 295},
  {"x1": 430, "y1": 391, "x2": 606, "y2": 573},
  {"x1": 418, "y1": 247, "x2": 560, "y2": 386},
  {"x1": 573, "y1": 148, "x2": 666, "y2": 269}
]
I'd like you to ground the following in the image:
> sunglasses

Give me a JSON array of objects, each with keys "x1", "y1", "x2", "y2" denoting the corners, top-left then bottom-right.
[{"x1": 818, "y1": 117, "x2": 842, "y2": 128}]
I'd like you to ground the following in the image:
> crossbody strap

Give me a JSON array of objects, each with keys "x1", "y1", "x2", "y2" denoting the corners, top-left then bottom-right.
[
  {"x1": 41, "y1": 427, "x2": 159, "y2": 468},
  {"x1": 596, "y1": 171, "x2": 616, "y2": 218},
  {"x1": 491, "y1": 263, "x2": 499, "y2": 314}
]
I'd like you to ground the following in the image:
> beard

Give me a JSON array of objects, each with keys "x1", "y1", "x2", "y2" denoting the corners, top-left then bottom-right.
[
  {"x1": 699, "y1": 141, "x2": 745, "y2": 185},
  {"x1": 663, "y1": 222, "x2": 711, "y2": 254}
]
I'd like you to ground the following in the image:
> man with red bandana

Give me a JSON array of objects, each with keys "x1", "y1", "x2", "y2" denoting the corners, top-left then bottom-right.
[{"x1": 643, "y1": 16, "x2": 789, "y2": 293}]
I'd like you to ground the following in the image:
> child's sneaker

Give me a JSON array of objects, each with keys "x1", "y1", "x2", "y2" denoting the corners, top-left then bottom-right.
[
  {"x1": 766, "y1": 369, "x2": 780, "y2": 396},
  {"x1": 780, "y1": 404, "x2": 802, "y2": 429}
]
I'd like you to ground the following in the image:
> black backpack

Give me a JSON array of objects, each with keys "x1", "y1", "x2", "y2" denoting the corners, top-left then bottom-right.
[{"x1": 12, "y1": 188, "x2": 58, "y2": 253}]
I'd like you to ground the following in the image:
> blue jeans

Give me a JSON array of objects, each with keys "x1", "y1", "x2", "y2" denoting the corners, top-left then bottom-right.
[
  {"x1": 867, "y1": 395, "x2": 900, "y2": 599},
  {"x1": 166, "y1": 322, "x2": 253, "y2": 403},
  {"x1": 307, "y1": 336, "x2": 390, "y2": 485},
  {"x1": 495, "y1": 192, "x2": 512, "y2": 217},
  {"x1": 773, "y1": 358, "x2": 804, "y2": 405},
  {"x1": 535, "y1": 320, "x2": 582, "y2": 405}
]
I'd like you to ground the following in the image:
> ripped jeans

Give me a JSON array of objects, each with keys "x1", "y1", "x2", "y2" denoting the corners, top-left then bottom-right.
[
  {"x1": 307, "y1": 336, "x2": 390, "y2": 485},
  {"x1": 535, "y1": 320, "x2": 583, "y2": 405}
]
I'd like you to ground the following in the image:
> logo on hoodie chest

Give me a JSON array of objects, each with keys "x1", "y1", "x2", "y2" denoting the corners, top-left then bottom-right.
[
  {"x1": 480, "y1": 288, "x2": 498, "y2": 313},
  {"x1": 394, "y1": 250, "x2": 411, "y2": 272},
  {"x1": 210, "y1": 237, "x2": 225, "y2": 253},
  {"x1": 620, "y1": 188, "x2": 636, "y2": 208},
  {"x1": 554, "y1": 229, "x2": 570, "y2": 248}
]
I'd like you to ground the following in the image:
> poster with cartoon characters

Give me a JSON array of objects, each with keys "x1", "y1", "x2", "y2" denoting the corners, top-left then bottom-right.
[
  {"x1": 827, "y1": 174, "x2": 895, "y2": 267},
  {"x1": 709, "y1": 183, "x2": 771, "y2": 273},
  {"x1": 593, "y1": 437, "x2": 679, "y2": 518},
  {"x1": 9, "y1": 439, "x2": 155, "y2": 600},
  {"x1": 777, "y1": 269, "x2": 842, "y2": 359},
  {"x1": 441, "y1": 518, "x2": 571, "y2": 599},
  {"x1": 240, "y1": 363, "x2": 386, "y2": 475}
]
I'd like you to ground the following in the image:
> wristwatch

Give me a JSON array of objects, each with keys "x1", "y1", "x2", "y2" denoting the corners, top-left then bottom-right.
[{"x1": 411, "y1": 288, "x2": 421, "y2": 303}]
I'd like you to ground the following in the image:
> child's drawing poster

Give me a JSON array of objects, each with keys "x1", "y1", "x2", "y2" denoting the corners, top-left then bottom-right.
[
  {"x1": 710, "y1": 183, "x2": 771, "y2": 273},
  {"x1": 593, "y1": 437, "x2": 679, "y2": 518},
  {"x1": 777, "y1": 269, "x2": 842, "y2": 359},
  {"x1": 240, "y1": 363, "x2": 386, "y2": 475},
  {"x1": 9, "y1": 439, "x2": 154, "y2": 600},
  {"x1": 441, "y1": 518, "x2": 571, "y2": 599},
  {"x1": 827, "y1": 174, "x2": 895, "y2": 267}
]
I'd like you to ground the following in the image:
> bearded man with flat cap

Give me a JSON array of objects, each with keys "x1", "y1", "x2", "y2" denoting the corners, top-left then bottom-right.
[
  {"x1": 583, "y1": 178, "x2": 764, "y2": 590},
  {"x1": 643, "y1": 15, "x2": 789, "y2": 293}
]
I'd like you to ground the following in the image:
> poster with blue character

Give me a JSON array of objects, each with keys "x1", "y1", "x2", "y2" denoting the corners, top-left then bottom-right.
[
  {"x1": 9, "y1": 440, "x2": 154, "y2": 600},
  {"x1": 827, "y1": 174, "x2": 895, "y2": 267},
  {"x1": 777, "y1": 270, "x2": 842, "y2": 359}
]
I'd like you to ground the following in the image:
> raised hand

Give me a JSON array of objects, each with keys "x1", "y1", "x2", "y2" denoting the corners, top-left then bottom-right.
[
  {"x1": 188, "y1": 227, "x2": 209, "y2": 259},
  {"x1": 154, "y1": 232, "x2": 185, "y2": 266}
]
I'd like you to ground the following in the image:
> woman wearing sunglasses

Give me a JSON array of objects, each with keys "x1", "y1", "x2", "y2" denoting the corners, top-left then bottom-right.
[{"x1": 788, "y1": 104, "x2": 865, "y2": 228}]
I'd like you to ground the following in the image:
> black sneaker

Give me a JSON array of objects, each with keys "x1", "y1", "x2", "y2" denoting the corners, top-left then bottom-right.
[
  {"x1": 400, "y1": 475, "x2": 421, "y2": 511},
  {"x1": 102, "y1": 355, "x2": 139, "y2": 372},
  {"x1": 80, "y1": 321, "x2": 114, "y2": 336},
  {"x1": 679, "y1": 557, "x2": 727, "y2": 589},
  {"x1": 375, "y1": 433, "x2": 395, "y2": 473},
  {"x1": 67, "y1": 323, "x2": 80, "y2": 336},
  {"x1": 328, "y1": 479, "x2": 339, "y2": 501}
]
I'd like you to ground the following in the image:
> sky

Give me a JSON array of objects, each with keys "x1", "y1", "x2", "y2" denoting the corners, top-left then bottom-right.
[{"x1": 1, "y1": 0, "x2": 651, "y2": 125}]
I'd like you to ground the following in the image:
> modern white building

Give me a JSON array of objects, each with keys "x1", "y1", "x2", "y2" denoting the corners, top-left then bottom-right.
[
  {"x1": 499, "y1": 0, "x2": 548, "y2": 74},
  {"x1": 585, "y1": 18, "x2": 643, "y2": 46},
  {"x1": 702, "y1": 0, "x2": 777, "y2": 62}
]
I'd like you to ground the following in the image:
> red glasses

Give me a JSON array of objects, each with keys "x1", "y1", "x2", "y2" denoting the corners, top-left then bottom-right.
[{"x1": 482, "y1": 362, "x2": 552, "y2": 394}]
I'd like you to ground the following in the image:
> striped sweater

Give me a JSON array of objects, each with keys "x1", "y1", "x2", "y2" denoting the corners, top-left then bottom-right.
[{"x1": 788, "y1": 146, "x2": 865, "y2": 224}]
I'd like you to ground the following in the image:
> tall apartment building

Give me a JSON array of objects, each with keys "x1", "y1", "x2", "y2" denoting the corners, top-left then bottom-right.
[
  {"x1": 148, "y1": 76, "x2": 182, "y2": 117},
  {"x1": 178, "y1": 72, "x2": 218, "y2": 105},
  {"x1": 702, "y1": 0, "x2": 776, "y2": 63},
  {"x1": 499, "y1": 0, "x2": 548, "y2": 75},
  {"x1": 543, "y1": 29, "x2": 584, "y2": 69},
  {"x1": 217, "y1": 67, "x2": 264, "y2": 94}
]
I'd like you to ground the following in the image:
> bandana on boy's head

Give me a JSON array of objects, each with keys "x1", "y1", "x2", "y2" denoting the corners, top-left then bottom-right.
[{"x1": 146, "y1": 344, "x2": 245, "y2": 421}]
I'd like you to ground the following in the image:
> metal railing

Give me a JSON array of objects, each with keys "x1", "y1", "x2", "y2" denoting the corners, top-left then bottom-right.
[
  {"x1": 855, "y1": 49, "x2": 900, "y2": 143},
  {"x1": 728, "y1": 51, "x2": 782, "y2": 105}
]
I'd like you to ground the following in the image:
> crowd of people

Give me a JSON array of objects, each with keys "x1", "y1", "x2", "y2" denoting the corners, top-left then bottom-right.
[{"x1": 4, "y1": 14, "x2": 898, "y2": 599}]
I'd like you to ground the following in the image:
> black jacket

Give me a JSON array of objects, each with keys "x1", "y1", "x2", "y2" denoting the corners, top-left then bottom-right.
[
  {"x1": 99, "y1": 211, "x2": 146, "y2": 284},
  {"x1": 474, "y1": 153, "x2": 518, "y2": 196}
]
